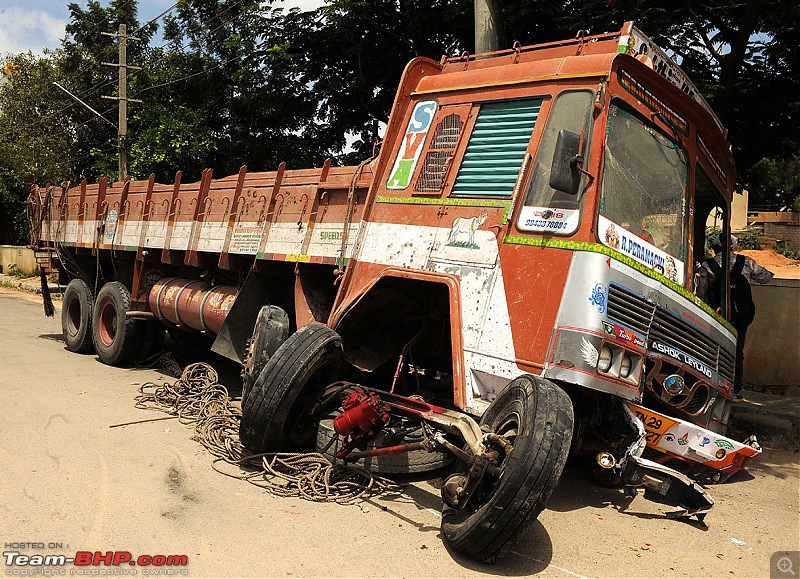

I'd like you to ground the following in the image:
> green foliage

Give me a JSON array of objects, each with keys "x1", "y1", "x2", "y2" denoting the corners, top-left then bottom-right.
[
  {"x1": 5, "y1": 263, "x2": 40, "y2": 278},
  {"x1": 748, "y1": 147, "x2": 800, "y2": 209},
  {"x1": 0, "y1": 151, "x2": 29, "y2": 245},
  {"x1": 705, "y1": 225, "x2": 722, "y2": 258},
  {"x1": 737, "y1": 227, "x2": 765, "y2": 250},
  {"x1": 0, "y1": 53, "x2": 75, "y2": 244},
  {"x1": 773, "y1": 241, "x2": 798, "y2": 260},
  {"x1": 0, "y1": 0, "x2": 797, "y2": 232}
]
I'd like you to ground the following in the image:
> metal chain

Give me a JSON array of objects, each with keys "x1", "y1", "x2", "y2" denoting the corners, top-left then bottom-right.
[{"x1": 335, "y1": 156, "x2": 373, "y2": 279}]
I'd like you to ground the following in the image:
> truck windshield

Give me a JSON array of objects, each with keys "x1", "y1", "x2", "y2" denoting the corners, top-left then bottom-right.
[{"x1": 599, "y1": 103, "x2": 687, "y2": 281}]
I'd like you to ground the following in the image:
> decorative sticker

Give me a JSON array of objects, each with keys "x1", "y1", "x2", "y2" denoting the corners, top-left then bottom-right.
[
  {"x1": 445, "y1": 212, "x2": 487, "y2": 249},
  {"x1": 598, "y1": 215, "x2": 684, "y2": 284},
  {"x1": 517, "y1": 206, "x2": 580, "y2": 235},
  {"x1": 617, "y1": 25, "x2": 720, "y2": 130},
  {"x1": 386, "y1": 100, "x2": 437, "y2": 190},
  {"x1": 104, "y1": 209, "x2": 119, "y2": 242},
  {"x1": 617, "y1": 68, "x2": 689, "y2": 136},
  {"x1": 714, "y1": 439, "x2": 735, "y2": 450},
  {"x1": 614, "y1": 324, "x2": 646, "y2": 349},
  {"x1": 588, "y1": 283, "x2": 606, "y2": 313}
]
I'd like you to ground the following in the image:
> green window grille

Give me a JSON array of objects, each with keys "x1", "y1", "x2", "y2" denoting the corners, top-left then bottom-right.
[{"x1": 451, "y1": 99, "x2": 542, "y2": 196}]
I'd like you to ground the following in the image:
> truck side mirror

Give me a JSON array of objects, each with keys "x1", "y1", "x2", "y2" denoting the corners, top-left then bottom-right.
[{"x1": 549, "y1": 129, "x2": 582, "y2": 195}]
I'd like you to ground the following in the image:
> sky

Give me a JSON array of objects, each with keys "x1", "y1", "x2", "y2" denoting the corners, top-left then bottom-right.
[{"x1": 0, "y1": 0, "x2": 325, "y2": 55}]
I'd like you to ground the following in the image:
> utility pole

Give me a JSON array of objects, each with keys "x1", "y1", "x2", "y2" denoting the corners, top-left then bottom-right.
[{"x1": 102, "y1": 24, "x2": 142, "y2": 182}]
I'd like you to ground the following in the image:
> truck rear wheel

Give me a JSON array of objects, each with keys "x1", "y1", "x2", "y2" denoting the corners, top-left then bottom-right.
[
  {"x1": 240, "y1": 323, "x2": 342, "y2": 453},
  {"x1": 92, "y1": 282, "x2": 142, "y2": 366},
  {"x1": 61, "y1": 278, "x2": 94, "y2": 353},
  {"x1": 441, "y1": 375, "x2": 573, "y2": 562}
]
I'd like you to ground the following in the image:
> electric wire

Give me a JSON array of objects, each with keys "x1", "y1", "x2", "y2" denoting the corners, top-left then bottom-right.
[{"x1": 45, "y1": 0, "x2": 257, "y2": 139}]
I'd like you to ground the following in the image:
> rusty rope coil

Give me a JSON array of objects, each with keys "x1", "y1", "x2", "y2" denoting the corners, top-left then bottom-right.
[{"x1": 134, "y1": 362, "x2": 401, "y2": 503}]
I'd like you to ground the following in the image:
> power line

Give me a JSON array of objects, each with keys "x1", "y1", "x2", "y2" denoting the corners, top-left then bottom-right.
[
  {"x1": 130, "y1": 4, "x2": 322, "y2": 98},
  {"x1": 135, "y1": 55, "x2": 242, "y2": 95},
  {"x1": 40, "y1": 2, "x2": 181, "y2": 124},
  {"x1": 132, "y1": 2, "x2": 180, "y2": 36},
  {"x1": 34, "y1": 0, "x2": 294, "y2": 168}
]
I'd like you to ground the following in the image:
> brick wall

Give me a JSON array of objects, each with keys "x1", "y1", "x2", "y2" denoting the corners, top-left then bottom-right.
[{"x1": 764, "y1": 223, "x2": 800, "y2": 251}]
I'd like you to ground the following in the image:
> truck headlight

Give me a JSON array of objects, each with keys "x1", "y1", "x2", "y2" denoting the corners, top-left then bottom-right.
[
  {"x1": 598, "y1": 346, "x2": 613, "y2": 373},
  {"x1": 620, "y1": 353, "x2": 632, "y2": 378}
]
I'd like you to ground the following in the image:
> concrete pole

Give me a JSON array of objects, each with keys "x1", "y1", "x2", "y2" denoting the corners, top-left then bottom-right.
[
  {"x1": 118, "y1": 23, "x2": 127, "y2": 182},
  {"x1": 474, "y1": 0, "x2": 501, "y2": 54},
  {"x1": 103, "y1": 25, "x2": 141, "y2": 182}
]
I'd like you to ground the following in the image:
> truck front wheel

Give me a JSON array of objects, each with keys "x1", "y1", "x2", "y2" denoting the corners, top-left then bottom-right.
[
  {"x1": 92, "y1": 282, "x2": 142, "y2": 366},
  {"x1": 441, "y1": 375, "x2": 574, "y2": 562}
]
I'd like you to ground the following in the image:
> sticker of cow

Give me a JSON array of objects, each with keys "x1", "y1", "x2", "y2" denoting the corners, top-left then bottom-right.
[{"x1": 446, "y1": 212, "x2": 488, "y2": 249}]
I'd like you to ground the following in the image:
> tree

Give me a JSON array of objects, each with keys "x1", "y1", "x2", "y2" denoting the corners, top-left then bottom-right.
[
  {"x1": 496, "y1": 0, "x2": 800, "y2": 206},
  {"x1": 0, "y1": 52, "x2": 74, "y2": 244},
  {"x1": 59, "y1": 0, "x2": 156, "y2": 182}
]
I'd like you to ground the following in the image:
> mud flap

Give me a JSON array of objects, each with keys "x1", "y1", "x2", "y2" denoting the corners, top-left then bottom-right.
[
  {"x1": 211, "y1": 270, "x2": 280, "y2": 363},
  {"x1": 619, "y1": 405, "x2": 714, "y2": 522}
]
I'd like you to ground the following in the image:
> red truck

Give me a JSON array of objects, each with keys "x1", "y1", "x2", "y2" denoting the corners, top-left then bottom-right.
[{"x1": 29, "y1": 22, "x2": 760, "y2": 561}]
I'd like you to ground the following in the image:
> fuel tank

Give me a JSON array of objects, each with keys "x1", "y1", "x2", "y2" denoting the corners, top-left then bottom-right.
[{"x1": 148, "y1": 278, "x2": 238, "y2": 334}]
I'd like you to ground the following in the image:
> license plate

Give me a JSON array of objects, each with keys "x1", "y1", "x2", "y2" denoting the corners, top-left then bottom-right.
[{"x1": 628, "y1": 404, "x2": 679, "y2": 446}]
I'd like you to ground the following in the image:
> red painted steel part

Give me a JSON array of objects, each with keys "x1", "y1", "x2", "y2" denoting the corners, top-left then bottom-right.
[
  {"x1": 148, "y1": 277, "x2": 237, "y2": 334},
  {"x1": 333, "y1": 390, "x2": 391, "y2": 436}
]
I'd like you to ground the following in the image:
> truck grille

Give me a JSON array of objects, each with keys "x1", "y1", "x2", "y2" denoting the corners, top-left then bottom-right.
[{"x1": 607, "y1": 284, "x2": 734, "y2": 383}]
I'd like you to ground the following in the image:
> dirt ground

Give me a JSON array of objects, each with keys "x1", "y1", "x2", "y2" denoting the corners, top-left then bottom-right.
[
  {"x1": 1, "y1": 287, "x2": 799, "y2": 578},
  {"x1": 739, "y1": 249, "x2": 800, "y2": 279}
]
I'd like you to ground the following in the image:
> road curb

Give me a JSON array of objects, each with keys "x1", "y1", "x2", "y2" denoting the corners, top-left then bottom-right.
[
  {"x1": 731, "y1": 387, "x2": 800, "y2": 440},
  {"x1": 0, "y1": 273, "x2": 64, "y2": 296}
]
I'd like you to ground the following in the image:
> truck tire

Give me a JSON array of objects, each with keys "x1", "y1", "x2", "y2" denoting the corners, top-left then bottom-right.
[
  {"x1": 441, "y1": 375, "x2": 573, "y2": 562},
  {"x1": 315, "y1": 415, "x2": 453, "y2": 474},
  {"x1": 241, "y1": 305, "x2": 290, "y2": 405},
  {"x1": 240, "y1": 323, "x2": 342, "y2": 453},
  {"x1": 92, "y1": 282, "x2": 142, "y2": 366},
  {"x1": 61, "y1": 279, "x2": 94, "y2": 353}
]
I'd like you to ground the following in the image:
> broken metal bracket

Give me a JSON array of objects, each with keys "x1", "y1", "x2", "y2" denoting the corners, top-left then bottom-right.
[{"x1": 619, "y1": 403, "x2": 715, "y2": 523}]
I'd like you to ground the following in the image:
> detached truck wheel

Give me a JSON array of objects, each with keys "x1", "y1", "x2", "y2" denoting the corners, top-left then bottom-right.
[
  {"x1": 441, "y1": 375, "x2": 573, "y2": 562},
  {"x1": 92, "y1": 281, "x2": 142, "y2": 366},
  {"x1": 241, "y1": 305, "x2": 290, "y2": 405},
  {"x1": 240, "y1": 323, "x2": 342, "y2": 453},
  {"x1": 61, "y1": 278, "x2": 94, "y2": 353}
]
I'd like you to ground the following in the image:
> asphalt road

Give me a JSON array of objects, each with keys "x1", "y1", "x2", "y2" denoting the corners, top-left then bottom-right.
[{"x1": 1, "y1": 287, "x2": 798, "y2": 578}]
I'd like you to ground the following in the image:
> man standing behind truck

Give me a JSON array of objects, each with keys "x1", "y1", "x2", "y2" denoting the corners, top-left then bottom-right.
[{"x1": 696, "y1": 233, "x2": 774, "y2": 401}]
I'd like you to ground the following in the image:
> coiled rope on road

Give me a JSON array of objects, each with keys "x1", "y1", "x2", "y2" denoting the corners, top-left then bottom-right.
[{"x1": 134, "y1": 362, "x2": 401, "y2": 504}]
